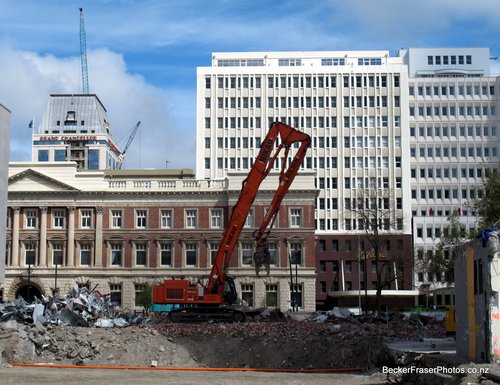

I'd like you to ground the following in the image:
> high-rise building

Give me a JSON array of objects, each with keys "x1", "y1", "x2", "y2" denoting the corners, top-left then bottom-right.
[
  {"x1": 401, "y1": 48, "x2": 500, "y2": 302},
  {"x1": 196, "y1": 48, "x2": 499, "y2": 309},
  {"x1": 32, "y1": 94, "x2": 123, "y2": 170}
]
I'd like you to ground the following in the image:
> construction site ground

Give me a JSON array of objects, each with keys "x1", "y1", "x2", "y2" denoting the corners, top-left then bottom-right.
[{"x1": 1, "y1": 314, "x2": 500, "y2": 385}]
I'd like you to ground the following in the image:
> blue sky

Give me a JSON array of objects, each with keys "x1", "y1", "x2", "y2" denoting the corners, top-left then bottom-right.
[{"x1": 1, "y1": 0, "x2": 499, "y2": 169}]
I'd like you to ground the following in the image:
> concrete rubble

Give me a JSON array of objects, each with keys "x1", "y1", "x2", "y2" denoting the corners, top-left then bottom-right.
[{"x1": 0, "y1": 285, "x2": 147, "y2": 328}]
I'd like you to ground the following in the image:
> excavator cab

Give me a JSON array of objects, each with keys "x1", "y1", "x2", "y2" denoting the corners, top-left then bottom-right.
[{"x1": 223, "y1": 277, "x2": 238, "y2": 305}]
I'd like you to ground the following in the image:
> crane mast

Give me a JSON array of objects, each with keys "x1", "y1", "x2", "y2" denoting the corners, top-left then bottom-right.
[{"x1": 79, "y1": 7, "x2": 89, "y2": 94}]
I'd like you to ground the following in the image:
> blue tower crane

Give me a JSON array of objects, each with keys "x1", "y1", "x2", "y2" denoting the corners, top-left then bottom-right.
[{"x1": 79, "y1": 7, "x2": 89, "y2": 94}]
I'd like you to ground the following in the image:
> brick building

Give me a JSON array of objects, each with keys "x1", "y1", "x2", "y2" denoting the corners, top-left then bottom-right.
[{"x1": 4, "y1": 162, "x2": 317, "y2": 311}]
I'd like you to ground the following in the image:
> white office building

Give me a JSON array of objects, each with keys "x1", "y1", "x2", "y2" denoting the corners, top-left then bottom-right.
[
  {"x1": 196, "y1": 48, "x2": 500, "y2": 308},
  {"x1": 401, "y1": 48, "x2": 500, "y2": 300},
  {"x1": 196, "y1": 51, "x2": 416, "y2": 308}
]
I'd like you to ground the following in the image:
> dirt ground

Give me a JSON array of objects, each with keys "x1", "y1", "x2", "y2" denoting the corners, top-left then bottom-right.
[
  {"x1": 2, "y1": 316, "x2": 500, "y2": 385},
  {"x1": 8, "y1": 319, "x2": 389, "y2": 370}
]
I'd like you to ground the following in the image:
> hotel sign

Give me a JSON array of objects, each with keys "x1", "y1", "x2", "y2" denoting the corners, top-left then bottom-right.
[{"x1": 38, "y1": 135, "x2": 98, "y2": 141}]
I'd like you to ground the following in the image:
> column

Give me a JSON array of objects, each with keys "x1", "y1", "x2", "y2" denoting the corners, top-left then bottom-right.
[
  {"x1": 95, "y1": 207, "x2": 103, "y2": 267},
  {"x1": 39, "y1": 206, "x2": 48, "y2": 266},
  {"x1": 11, "y1": 207, "x2": 20, "y2": 266},
  {"x1": 67, "y1": 207, "x2": 75, "y2": 266}
]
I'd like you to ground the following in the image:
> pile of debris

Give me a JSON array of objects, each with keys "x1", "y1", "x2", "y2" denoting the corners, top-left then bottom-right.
[
  {"x1": 0, "y1": 286, "x2": 146, "y2": 328},
  {"x1": 307, "y1": 307, "x2": 446, "y2": 340}
]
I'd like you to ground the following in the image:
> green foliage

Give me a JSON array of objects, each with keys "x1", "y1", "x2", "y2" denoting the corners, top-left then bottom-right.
[
  {"x1": 135, "y1": 284, "x2": 152, "y2": 312},
  {"x1": 475, "y1": 168, "x2": 500, "y2": 229},
  {"x1": 423, "y1": 213, "x2": 470, "y2": 285}
]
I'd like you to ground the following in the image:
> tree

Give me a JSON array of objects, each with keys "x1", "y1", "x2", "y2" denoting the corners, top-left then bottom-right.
[
  {"x1": 135, "y1": 284, "x2": 152, "y2": 313},
  {"x1": 346, "y1": 188, "x2": 411, "y2": 314},
  {"x1": 420, "y1": 213, "x2": 469, "y2": 286},
  {"x1": 475, "y1": 168, "x2": 500, "y2": 229}
]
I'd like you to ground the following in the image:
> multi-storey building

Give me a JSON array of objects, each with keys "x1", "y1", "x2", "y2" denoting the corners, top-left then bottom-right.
[
  {"x1": 32, "y1": 94, "x2": 123, "y2": 170},
  {"x1": 4, "y1": 162, "x2": 317, "y2": 311},
  {"x1": 196, "y1": 48, "x2": 500, "y2": 309},
  {"x1": 0, "y1": 103, "x2": 11, "y2": 283},
  {"x1": 196, "y1": 51, "x2": 416, "y2": 310},
  {"x1": 402, "y1": 48, "x2": 500, "y2": 306}
]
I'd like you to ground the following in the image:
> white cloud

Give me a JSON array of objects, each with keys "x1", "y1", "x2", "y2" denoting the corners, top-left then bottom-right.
[
  {"x1": 0, "y1": 44, "x2": 195, "y2": 170},
  {"x1": 490, "y1": 60, "x2": 500, "y2": 76}
]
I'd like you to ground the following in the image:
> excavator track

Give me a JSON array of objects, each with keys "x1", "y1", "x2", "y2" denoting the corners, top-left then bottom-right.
[{"x1": 168, "y1": 307, "x2": 246, "y2": 323}]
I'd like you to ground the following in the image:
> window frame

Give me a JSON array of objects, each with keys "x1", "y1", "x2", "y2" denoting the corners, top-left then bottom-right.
[
  {"x1": 25, "y1": 209, "x2": 38, "y2": 229},
  {"x1": 80, "y1": 209, "x2": 92, "y2": 229},
  {"x1": 185, "y1": 209, "x2": 198, "y2": 229},
  {"x1": 185, "y1": 242, "x2": 198, "y2": 266},
  {"x1": 52, "y1": 209, "x2": 65, "y2": 229},
  {"x1": 210, "y1": 208, "x2": 223, "y2": 229},
  {"x1": 135, "y1": 209, "x2": 147, "y2": 229},
  {"x1": 111, "y1": 209, "x2": 122, "y2": 229},
  {"x1": 290, "y1": 208, "x2": 302, "y2": 228}
]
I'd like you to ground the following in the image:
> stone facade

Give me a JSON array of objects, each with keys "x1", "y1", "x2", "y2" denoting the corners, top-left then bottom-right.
[{"x1": 4, "y1": 162, "x2": 317, "y2": 311}]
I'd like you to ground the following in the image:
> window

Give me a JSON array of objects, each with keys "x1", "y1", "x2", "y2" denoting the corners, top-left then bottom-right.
[
  {"x1": 25, "y1": 241, "x2": 36, "y2": 265},
  {"x1": 209, "y1": 242, "x2": 219, "y2": 265},
  {"x1": 290, "y1": 284, "x2": 303, "y2": 309},
  {"x1": 268, "y1": 242, "x2": 278, "y2": 265},
  {"x1": 134, "y1": 284, "x2": 148, "y2": 307},
  {"x1": 244, "y1": 209, "x2": 254, "y2": 228},
  {"x1": 54, "y1": 150, "x2": 66, "y2": 162},
  {"x1": 159, "y1": 242, "x2": 172, "y2": 266},
  {"x1": 241, "y1": 284, "x2": 254, "y2": 307},
  {"x1": 185, "y1": 242, "x2": 197, "y2": 266},
  {"x1": 161, "y1": 209, "x2": 172, "y2": 229},
  {"x1": 290, "y1": 208, "x2": 302, "y2": 228},
  {"x1": 136, "y1": 210, "x2": 147, "y2": 228},
  {"x1": 25, "y1": 209, "x2": 37, "y2": 229},
  {"x1": 80, "y1": 243, "x2": 91, "y2": 265},
  {"x1": 290, "y1": 242, "x2": 302, "y2": 265},
  {"x1": 80, "y1": 209, "x2": 91, "y2": 229},
  {"x1": 211, "y1": 209, "x2": 222, "y2": 229},
  {"x1": 53, "y1": 209, "x2": 65, "y2": 229},
  {"x1": 111, "y1": 210, "x2": 122, "y2": 229},
  {"x1": 265, "y1": 284, "x2": 278, "y2": 307},
  {"x1": 109, "y1": 284, "x2": 122, "y2": 306},
  {"x1": 135, "y1": 243, "x2": 147, "y2": 266},
  {"x1": 241, "y1": 242, "x2": 254, "y2": 265},
  {"x1": 38, "y1": 149, "x2": 49, "y2": 162},
  {"x1": 185, "y1": 210, "x2": 197, "y2": 229},
  {"x1": 52, "y1": 243, "x2": 63, "y2": 265},
  {"x1": 88, "y1": 149, "x2": 99, "y2": 170},
  {"x1": 111, "y1": 243, "x2": 122, "y2": 266}
]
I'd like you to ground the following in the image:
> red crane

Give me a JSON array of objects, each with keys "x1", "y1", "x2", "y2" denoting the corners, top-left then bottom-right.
[{"x1": 152, "y1": 122, "x2": 311, "y2": 321}]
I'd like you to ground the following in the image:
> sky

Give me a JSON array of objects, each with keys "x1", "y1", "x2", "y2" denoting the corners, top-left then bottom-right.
[{"x1": 0, "y1": 0, "x2": 499, "y2": 170}]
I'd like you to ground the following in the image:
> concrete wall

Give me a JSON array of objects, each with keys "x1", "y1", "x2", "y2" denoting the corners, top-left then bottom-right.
[{"x1": 0, "y1": 104, "x2": 11, "y2": 284}]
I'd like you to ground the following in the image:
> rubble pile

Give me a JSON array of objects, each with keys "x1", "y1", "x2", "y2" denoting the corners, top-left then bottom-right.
[
  {"x1": 0, "y1": 321, "x2": 196, "y2": 367},
  {"x1": 0, "y1": 298, "x2": 445, "y2": 370},
  {"x1": 0, "y1": 286, "x2": 146, "y2": 328}
]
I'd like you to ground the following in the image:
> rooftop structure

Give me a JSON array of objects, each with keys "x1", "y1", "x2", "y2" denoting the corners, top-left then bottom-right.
[{"x1": 32, "y1": 94, "x2": 123, "y2": 170}]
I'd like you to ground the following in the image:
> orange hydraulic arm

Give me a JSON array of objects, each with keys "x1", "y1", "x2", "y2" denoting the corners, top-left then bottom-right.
[{"x1": 205, "y1": 122, "x2": 311, "y2": 296}]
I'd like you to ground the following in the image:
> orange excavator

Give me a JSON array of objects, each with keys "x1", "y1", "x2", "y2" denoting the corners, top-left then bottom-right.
[{"x1": 152, "y1": 122, "x2": 311, "y2": 321}]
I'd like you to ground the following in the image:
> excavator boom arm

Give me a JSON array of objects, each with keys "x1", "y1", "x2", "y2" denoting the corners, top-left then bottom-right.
[{"x1": 206, "y1": 122, "x2": 311, "y2": 295}]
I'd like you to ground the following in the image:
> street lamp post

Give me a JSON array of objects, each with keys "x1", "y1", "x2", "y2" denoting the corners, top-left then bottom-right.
[
  {"x1": 26, "y1": 238, "x2": 35, "y2": 303},
  {"x1": 54, "y1": 262, "x2": 58, "y2": 295}
]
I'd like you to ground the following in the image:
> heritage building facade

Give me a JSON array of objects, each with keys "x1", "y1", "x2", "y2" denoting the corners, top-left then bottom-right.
[{"x1": 4, "y1": 162, "x2": 317, "y2": 311}]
